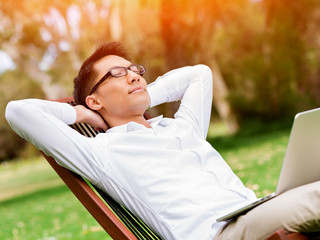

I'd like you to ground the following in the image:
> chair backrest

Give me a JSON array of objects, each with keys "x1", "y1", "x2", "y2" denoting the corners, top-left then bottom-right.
[{"x1": 42, "y1": 96, "x2": 162, "y2": 240}]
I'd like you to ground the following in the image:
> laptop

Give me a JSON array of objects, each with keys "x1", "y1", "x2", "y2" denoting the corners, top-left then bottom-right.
[{"x1": 217, "y1": 107, "x2": 320, "y2": 222}]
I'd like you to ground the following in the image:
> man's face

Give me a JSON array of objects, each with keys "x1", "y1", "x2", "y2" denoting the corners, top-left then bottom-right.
[{"x1": 89, "y1": 55, "x2": 150, "y2": 119}]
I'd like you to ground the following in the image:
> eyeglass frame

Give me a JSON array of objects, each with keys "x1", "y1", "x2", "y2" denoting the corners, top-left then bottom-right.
[{"x1": 88, "y1": 64, "x2": 146, "y2": 95}]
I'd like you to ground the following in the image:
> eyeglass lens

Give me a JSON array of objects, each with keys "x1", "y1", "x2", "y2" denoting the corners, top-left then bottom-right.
[
  {"x1": 110, "y1": 65, "x2": 145, "y2": 77},
  {"x1": 89, "y1": 64, "x2": 145, "y2": 95}
]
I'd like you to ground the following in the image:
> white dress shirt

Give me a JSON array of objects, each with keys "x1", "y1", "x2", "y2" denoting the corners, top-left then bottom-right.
[{"x1": 6, "y1": 65, "x2": 257, "y2": 240}]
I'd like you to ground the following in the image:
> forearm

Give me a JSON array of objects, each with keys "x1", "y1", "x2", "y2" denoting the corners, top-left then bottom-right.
[
  {"x1": 5, "y1": 99, "x2": 102, "y2": 182},
  {"x1": 147, "y1": 64, "x2": 213, "y2": 139},
  {"x1": 147, "y1": 65, "x2": 212, "y2": 108},
  {"x1": 6, "y1": 99, "x2": 76, "y2": 142},
  {"x1": 73, "y1": 105, "x2": 108, "y2": 131}
]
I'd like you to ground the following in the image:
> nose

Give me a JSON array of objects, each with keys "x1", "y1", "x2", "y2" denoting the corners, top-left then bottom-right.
[{"x1": 127, "y1": 70, "x2": 140, "y2": 84}]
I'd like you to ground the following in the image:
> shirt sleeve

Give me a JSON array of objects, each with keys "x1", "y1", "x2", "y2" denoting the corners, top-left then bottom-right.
[
  {"x1": 5, "y1": 99, "x2": 103, "y2": 184},
  {"x1": 147, "y1": 64, "x2": 213, "y2": 139}
]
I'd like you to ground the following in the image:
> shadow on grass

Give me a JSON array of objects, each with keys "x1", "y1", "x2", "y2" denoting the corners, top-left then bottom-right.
[{"x1": 0, "y1": 184, "x2": 69, "y2": 207}]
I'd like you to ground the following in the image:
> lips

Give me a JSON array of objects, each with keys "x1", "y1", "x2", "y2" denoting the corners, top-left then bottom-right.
[{"x1": 129, "y1": 86, "x2": 144, "y2": 94}]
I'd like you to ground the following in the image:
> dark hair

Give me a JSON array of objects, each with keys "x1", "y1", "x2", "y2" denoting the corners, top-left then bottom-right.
[{"x1": 73, "y1": 42, "x2": 131, "y2": 107}]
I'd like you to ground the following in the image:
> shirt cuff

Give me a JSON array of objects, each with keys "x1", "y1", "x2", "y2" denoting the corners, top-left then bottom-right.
[{"x1": 60, "y1": 102, "x2": 77, "y2": 125}]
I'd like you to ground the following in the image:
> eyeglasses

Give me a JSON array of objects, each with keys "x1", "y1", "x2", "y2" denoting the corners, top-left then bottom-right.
[{"x1": 89, "y1": 64, "x2": 146, "y2": 95}]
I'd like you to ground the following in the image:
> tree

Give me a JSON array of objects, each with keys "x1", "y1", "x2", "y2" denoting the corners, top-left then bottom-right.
[
  {"x1": 159, "y1": 0, "x2": 245, "y2": 132},
  {"x1": 0, "y1": 0, "x2": 119, "y2": 160}
]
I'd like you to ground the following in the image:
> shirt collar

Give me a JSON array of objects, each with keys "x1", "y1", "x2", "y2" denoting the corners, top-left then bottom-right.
[
  {"x1": 106, "y1": 115, "x2": 164, "y2": 134},
  {"x1": 147, "y1": 115, "x2": 163, "y2": 128}
]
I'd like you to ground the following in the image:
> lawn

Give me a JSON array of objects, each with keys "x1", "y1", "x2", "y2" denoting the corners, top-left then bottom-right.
[
  {"x1": 0, "y1": 157, "x2": 110, "y2": 240},
  {"x1": 207, "y1": 120, "x2": 291, "y2": 197},
  {"x1": 0, "y1": 120, "x2": 292, "y2": 239}
]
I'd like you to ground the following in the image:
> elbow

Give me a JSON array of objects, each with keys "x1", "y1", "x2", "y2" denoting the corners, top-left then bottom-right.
[
  {"x1": 5, "y1": 100, "x2": 28, "y2": 126},
  {"x1": 195, "y1": 64, "x2": 213, "y2": 91},
  {"x1": 195, "y1": 64, "x2": 213, "y2": 79},
  {"x1": 5, "y1": 101, "x2": 18, "y2": 123},
  {"x1": 195, "y1": 64, "x2": 213, "y2": 81},
  {"x1": 196, "y1": 64, "x2": 211, "y2": 72}
]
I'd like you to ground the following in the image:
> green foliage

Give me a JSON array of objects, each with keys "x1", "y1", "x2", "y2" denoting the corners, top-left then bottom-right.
[
  {"x1": 214, "y1": 0, "x2": 320, "y2": 120},
  {"x1": 0, "y1": 71, "x2": 44, "y2": 161},
  {"x1": 1, "y1": 0, "x2": 320, "y2": 160}
]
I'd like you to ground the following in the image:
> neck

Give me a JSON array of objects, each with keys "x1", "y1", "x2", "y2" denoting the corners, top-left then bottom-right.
[{"x1": 103, "y1": 113, "x2": 151, "y2": 129}]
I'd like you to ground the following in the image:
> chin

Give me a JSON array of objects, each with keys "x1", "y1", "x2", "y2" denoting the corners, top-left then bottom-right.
[
  {"x1": 130, "y1": 102, "x2": 149, "y2": 115},
  {"x1": 134, "y1": 95, "x2": 150, "y2": 107}
]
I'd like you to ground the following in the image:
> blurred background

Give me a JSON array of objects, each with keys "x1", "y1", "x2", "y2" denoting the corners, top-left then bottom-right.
[
  {"x1": 1, "y1": 0, "x2": 320, "y2": 239},
  {"x1": 1, "y1": 0, "x2": 320, "y2": 161}
]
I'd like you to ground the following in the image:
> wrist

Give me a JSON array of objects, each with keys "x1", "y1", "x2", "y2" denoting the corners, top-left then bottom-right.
[{"x1": 74, "y1": 105, "x2": 89, "y2": 124}]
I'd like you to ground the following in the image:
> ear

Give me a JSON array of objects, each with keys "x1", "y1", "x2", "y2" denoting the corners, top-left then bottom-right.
[{"x1": 86, "y1": 95, "x2": 102, "y2": 111}]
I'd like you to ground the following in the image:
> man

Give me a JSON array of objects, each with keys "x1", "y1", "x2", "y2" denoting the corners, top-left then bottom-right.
[{"x1": 5, "y1": 42, "x2": 320, "y2": 240}]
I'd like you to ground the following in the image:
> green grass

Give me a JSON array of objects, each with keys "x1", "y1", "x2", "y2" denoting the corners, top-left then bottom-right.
[
  {"x1": 0, "y1": 157, "x2": 111, "y2": 240},
  {"x1": 207, "y1": 119, "x2": 291, "y2": 197},
  {"x1": 0, "y1": 120, "x2": 292, "y2": 239}
]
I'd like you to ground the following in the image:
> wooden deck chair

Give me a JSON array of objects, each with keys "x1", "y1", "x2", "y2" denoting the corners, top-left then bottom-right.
[
  {"x1": 42, "y1": 96, "x2": 162, "y2": 240},
  {"x1": 42, "y1": 96, "x2": 312, "y2": 240}
]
